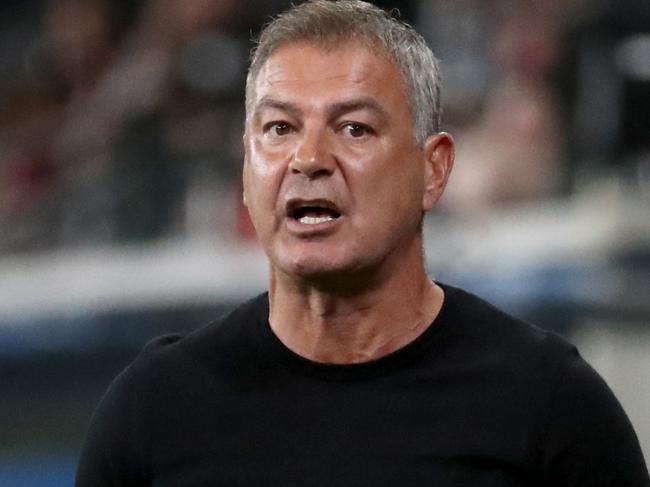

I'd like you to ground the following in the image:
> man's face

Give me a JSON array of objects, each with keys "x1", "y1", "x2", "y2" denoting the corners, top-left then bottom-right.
[{"x1": 243, "y1": 42, "x2": 434, "y2": 280}]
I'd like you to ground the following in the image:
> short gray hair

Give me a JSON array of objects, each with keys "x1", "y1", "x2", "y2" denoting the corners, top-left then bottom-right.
[{"x1": 245, "y1": 0, "x2": 442, "y2": 146}]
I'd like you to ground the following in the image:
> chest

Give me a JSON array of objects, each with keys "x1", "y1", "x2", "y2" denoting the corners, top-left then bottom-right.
[{"x1": 146, "y1": 368, "x2": 542, "y2": 486}]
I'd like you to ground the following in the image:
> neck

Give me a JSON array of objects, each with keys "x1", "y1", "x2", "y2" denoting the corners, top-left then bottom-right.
[{"x1": 267, "y1": 238, "x2": 445, "y2": 364}]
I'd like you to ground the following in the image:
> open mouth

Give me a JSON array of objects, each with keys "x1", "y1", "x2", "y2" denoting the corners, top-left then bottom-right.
[{"x1": 287, "y1": 200, "x2": 342, "y2": 225}]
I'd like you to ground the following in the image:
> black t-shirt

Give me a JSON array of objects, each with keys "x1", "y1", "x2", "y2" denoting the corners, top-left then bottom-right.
[{"x1": 76, "y1": 283, "x2": 649, "y2": 486}]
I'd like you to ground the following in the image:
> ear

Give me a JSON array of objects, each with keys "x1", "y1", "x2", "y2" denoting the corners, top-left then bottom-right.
[{"x1": 421, "y1": 132, "x2": 454, "y2": 211}]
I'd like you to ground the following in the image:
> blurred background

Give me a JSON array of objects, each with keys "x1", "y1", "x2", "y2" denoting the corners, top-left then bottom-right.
[{"x1": 0, "y1": 0, "x2": 649, "y2": 484}]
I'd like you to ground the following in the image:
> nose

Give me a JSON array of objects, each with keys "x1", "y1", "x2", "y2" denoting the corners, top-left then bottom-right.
[{"x1": 288, "y1": 127, "x2": 335, "y2": 178}]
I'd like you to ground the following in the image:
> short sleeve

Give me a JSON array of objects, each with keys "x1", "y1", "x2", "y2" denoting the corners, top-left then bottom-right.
[
  {"x1": 75, "y1": 363, "x2": 149, "y2": 487},
  {"x1": 540, "y1": 346, "x2": 649, "y2": 486},
  {"x1": 75, "y1": 335, "x2": 181, "y2": 487}
]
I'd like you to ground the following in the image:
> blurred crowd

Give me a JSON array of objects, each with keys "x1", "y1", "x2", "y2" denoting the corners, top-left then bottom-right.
[{"x1": 0, "y1": 0, "x2": 648, "y2": 254}]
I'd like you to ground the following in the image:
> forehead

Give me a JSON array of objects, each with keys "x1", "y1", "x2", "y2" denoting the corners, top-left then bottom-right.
[{"x1": 251, "y1": 42, "x2": 409, "y2": 111}]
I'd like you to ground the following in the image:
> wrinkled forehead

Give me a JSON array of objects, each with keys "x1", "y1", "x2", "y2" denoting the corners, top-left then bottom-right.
[
  {"x1": 246, "y1": 38, "x2": 402, "y2": 115},
  {"x1": 265, "y1": 46, "x2": 381, "y2": 84}
]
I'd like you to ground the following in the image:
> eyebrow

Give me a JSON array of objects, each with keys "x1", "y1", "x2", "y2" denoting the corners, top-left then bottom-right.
[
  {"x1": 252, "y1": 96, "x2": 389, "y2": 123},
  {"x1": 253, "y1": 97, "x2": 303, "y2": 119},
  {"x1": 328, "y1": 98, "x2": 389, "y2": 121}
]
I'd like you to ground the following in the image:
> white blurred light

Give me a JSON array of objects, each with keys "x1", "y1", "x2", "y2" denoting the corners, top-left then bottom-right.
[{"x1": 615, "y1": 34, "x2": 650, "y2": 80}]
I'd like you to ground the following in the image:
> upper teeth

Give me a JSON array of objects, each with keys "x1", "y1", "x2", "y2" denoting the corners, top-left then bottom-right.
[{"x1": 299, "y1": 215, "x2": 334, "y2": 225}]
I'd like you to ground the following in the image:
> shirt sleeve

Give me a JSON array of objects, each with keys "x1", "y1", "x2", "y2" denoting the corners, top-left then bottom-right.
[
  {"x1": 75, "y1": 355, "x2": 154, "y2": 487},
  {"x1": 540, "y1": 345, "x2": 649, "y2": 486},
  {"x1": 75, "y1": 334, "x2": 185, "y2": 487}
]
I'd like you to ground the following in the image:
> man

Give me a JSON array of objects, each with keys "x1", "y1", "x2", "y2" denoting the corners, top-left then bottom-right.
[{"x1": 76, "y1": 1, "x2": 649, "y2": 485}]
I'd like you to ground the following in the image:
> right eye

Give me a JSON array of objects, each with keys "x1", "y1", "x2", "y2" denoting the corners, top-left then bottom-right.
[{"x1": 264, "y1": 122, "x2": 293, "y2": 137}]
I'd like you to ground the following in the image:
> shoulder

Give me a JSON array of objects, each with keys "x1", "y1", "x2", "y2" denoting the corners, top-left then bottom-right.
[
  {"x1": 76, "y1": 293, "x2": 270, "y2": 485},
  {"x1": 116, "y1": 292, "x2": 269, "y2": 390},
  {"x1": 435, "y1": 283, "x2": 588, "y2": 430},
  {"x1": 438, "y1": 282, "x2": 575, "y2": 371},
  {"x1": 434, "y1": 282, "x2": 584, "y2": 409},
  {"x1": 438, "y1": 283, "x2": 649, "y2": 484}
]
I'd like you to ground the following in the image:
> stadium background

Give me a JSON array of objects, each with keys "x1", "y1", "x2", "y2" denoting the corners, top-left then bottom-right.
[{"x1": 0, "y1": 0, "x2": 649, "y2": 484}]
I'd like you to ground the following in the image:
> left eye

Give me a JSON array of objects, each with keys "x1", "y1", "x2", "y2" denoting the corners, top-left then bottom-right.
[{"x1": 343, "y1": 123, "x2": 371, "y2": 138}]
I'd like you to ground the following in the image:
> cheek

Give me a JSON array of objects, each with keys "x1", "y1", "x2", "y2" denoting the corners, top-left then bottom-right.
[
  {"x1": 243, "y1": 164, "x2": 271, "y2": 216},
  {"x1": 243, "y1": 141, "x2": 287, "y2": 223},
  {"x1": 349, "y1": 152, "x2": 423, "y2": 213},
  {"x1": 247, "y1": 138, "x2": 287, "y2": 180}
]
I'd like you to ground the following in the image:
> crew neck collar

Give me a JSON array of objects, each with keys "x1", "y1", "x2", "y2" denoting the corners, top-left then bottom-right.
[{"x1": 253, "y1": 282, "x2": 456, "y2": 381}]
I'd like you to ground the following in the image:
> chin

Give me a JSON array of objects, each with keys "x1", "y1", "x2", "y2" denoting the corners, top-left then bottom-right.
[
  {"x1": 274, "y1": 246, "x2": 379, "y2": 285},
  {"x1": 285, "y1": 257, "x2": 349, "y2": 279}
]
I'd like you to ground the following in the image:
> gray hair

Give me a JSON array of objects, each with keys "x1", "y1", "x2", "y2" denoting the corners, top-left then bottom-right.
[{"x1": 245, "y1": 0, "x2": 442, "y2": 146}]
